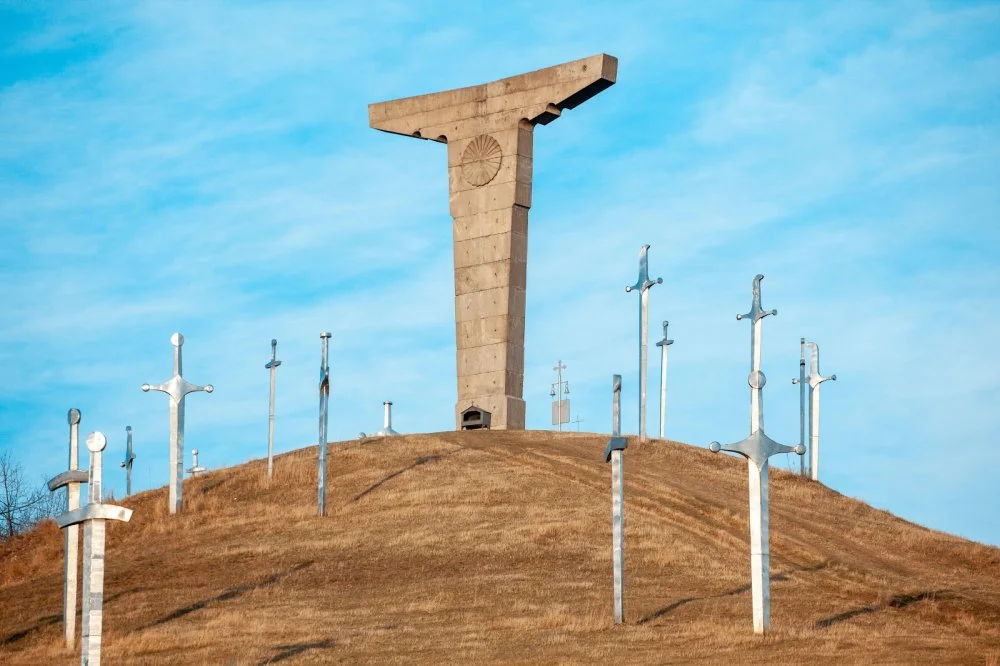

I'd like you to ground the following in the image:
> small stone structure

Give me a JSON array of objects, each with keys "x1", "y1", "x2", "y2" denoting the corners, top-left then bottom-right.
[{"x1": 460, "y1": 405, "x2": 491, "y2": 430}]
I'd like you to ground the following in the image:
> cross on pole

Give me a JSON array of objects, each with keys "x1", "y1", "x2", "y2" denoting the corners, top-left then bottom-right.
[
  {"x1": 119, "y1": 425, "x2": 135, "y2": 496},
  {"x1": 46, "y1": 408, "x2": 88, "y2": 649},
  {"x1": 603, "y1": 374, "x2": 628, "y2": 624},
  {"x1": 655, "y1": 320, "x2": 674, "y2": 439},
  {"x1": 805, "y1": 341, "x2": 836, "y2": 481},
  {"x1": 572, "y1": 415, "x2": 584, "y2": 431},
  {"x1": 56, "y1": 431, "x2": 133, "y2": 666},
  {"x1": 625, "y1": 244, "x2": 662, "y2": 442},
  {"x1": 317, "y1": 332, "x2": 331, "y2": 517},
  {"x1": 550, "y1": 360, "x2": 569, "y2": 431},
  {"x1": 264, "y1": 338, "x2": 282, "y2": 480},
  {"x1": 709, "y1": 274, "x2": 804, "y2": 634},
  {"x1": 141, "y1": 332, "x2": 214, "y2": 515}
]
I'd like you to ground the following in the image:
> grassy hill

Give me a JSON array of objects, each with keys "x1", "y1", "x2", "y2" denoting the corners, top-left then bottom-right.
[{"x1": 1, "y1": 431, "x2": 998, "y2": 664}]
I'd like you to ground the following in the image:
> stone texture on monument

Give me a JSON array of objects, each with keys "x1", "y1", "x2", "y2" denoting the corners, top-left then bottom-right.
[{"x1": 370, "y1": 54, "x2": 617, "y2": 429}]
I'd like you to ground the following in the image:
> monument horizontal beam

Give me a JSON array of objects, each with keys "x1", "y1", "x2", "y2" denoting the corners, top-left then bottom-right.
[
  {"x1": 369, "y1": 53, "x2": 617, "y2": 140},
  {"x1": 48, "y1": 469, "x2": 88, "y2": 491}
]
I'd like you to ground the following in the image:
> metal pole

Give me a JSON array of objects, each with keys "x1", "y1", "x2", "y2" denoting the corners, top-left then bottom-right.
[
  {"x1": 626, "y1": 244, "x2": 662, "y2": 442},
  {"x1": 655, "y1": 321, "x2": 673, "y2": 439},
  {"x1": 120, "y1": 426, "x2": 134, "y2": 496},
  {"x1": 318, "y1": 332, "x2": 331, "y2": 517},
  {"x1": 65, "y1": 409, "x2": 82, "y2": 649},
  {"x1": 557, "y1": 361, "x2": 563, "y2": 432},
  {"x1": 265, "y1": 338, "x2": 282, "y2": 480},
  {"x1": 604, "y1": 374, "x2": 628, "y2": 624}
]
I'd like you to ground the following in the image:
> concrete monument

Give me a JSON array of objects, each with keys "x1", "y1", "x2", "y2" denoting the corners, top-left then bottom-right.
[
  {"x1": 655, "y1": 320, "x2": 674, "y2": 439},
  {"x1": 46, "y1": 408, "x2": 88, "y2": 649},
  {"x1": 369, "y1": 53, "x2": 618, "y2": 429},
  {"x1": 603, "y1": 374, "x2": 628, "y2": 624},
  {"x1": 708, "y1": 274, "x2": 804, "y2": 634},
  {"x1": 626, "y1": 244, "x2": 662, "y2": 441},
  {"x1": 317, "y1": 332, "x2": 331, "y2": 517},
  {"x1": 119, "y1": 425, "x2": 135, "y2": 496},
  {"x1": 141, "y1": 332, "x2": 214, "y2": 514},
  {"x1": 264, "y1": 338, "x2": 282, "y2": 479},
  {"x1": 56, "y1": 431, "x2": 133, "y2": 665}
]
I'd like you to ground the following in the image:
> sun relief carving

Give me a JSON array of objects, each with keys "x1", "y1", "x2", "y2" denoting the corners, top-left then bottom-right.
[{"x1": 461, "y1": 135, "x2": 502, "y2": 187}]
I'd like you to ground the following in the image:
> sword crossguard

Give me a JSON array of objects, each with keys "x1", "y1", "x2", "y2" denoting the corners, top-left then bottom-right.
[
  {"x1": 142, "y1": 333, "x2": 214, "y2": 402},
  {"x1": 736, "y1": 274, "x2": 777, "y2": 323},
  {"x1": 625, "y1": 244, "x2": 663, "y2": 294},
  {"x1": 709, "y1": 431, "x2": 804, "y2": 468},
  {"x1": 265, "y1": 338, "x2": 282, "y2": 369},
  {"x1": 805, "y1": 341, "x2": 837, "y2": 388}
]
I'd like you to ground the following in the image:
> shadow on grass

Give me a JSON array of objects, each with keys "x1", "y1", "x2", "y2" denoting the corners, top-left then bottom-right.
[
  {"x1": 353, "y1": 455, "x2": 442, "y2": 501},
  {"x1": 637, "y1": 562, "x2": 829, "y2": 625},
  {"x1": 257, "y1": 638, "x2": 336, "y2": 664},
  {"x1": 1, "y1": 587, "x2": 147, "y2": 646},
  {"x1": 814, "y1": 589, "x2": 955, "y2": 629},
  {"x1": 141, "y1": 561, "x2": 314, "y2": 630}
]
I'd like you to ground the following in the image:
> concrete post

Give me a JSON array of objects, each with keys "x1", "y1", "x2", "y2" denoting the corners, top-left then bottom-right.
[
  {"x1": 141, "y1": 333, "x2": 213, "y2": 514},
  {"x1": 626, "y1": 245, "x2": 662, "y2": 441}
]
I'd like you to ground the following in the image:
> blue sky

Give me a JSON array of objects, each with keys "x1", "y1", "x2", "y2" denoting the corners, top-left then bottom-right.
[{"x1": 1, "y1": 1, "x2": 998, "y2": 545}]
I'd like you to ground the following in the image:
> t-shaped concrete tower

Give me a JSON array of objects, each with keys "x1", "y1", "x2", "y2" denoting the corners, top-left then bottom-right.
[{"x1": 369, "y1": 54, "x2": 617, "y2": 429}]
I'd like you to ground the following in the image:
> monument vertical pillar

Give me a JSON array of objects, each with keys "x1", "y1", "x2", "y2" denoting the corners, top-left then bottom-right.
[{"x1": 369, "y1": 53, "x2": 617, "y2": 430}]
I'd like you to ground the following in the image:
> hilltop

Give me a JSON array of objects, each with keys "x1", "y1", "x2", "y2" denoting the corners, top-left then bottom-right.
[{"x1": 1, "y1": 431, "x2": 998, "y2": 664}]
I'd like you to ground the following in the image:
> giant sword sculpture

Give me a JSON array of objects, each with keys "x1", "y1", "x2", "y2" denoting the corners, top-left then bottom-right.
[
  {"x1": 47, "y1": 408, "x2": 88, "y2": 649},
  {"x1": 603, "y1": 374, "x2": 628, "y2": 624},
  {"x1": 119, "y1": 425, "x2": 135, "y2": 496},
  {"x1": 56, "y1": 431, "x2": 133, "y2": 665},
  {"x1": 709, "y1": 274, "x2": 804, "y2": 634},
  {"x1": 141, "y1": 333, "x2": 213, "y2": 514},
  {"x1": 655, "y1": 320, "x2": 674, "y2": 440},
  {"x1": 626, "y1": 244, "x2": 662, "y2": 441},
  {"x1": 369, "y1": 54, "x2": 617, "y2": 430},
  {"x1": 264, "y1": 338, "x2": 282, "y2": 480},
  {"x1": 317, "y1": 332, "x2": 331, "y2": 517},
  {"x1": 804, "y1": 340, "x2": 836, "y2": 481}
]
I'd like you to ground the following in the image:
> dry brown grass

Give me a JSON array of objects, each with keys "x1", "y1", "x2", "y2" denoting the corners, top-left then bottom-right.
[{"x1": 1, "y1": 430, "x2": 998, "y2": 664}]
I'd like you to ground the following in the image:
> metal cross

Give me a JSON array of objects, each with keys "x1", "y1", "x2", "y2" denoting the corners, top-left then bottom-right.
[
  {"x1": 625, "y1": 244, "x2": 662, "y2": 441},
  {"x1": 56, "y1": 431, "x2": 133, "y2": 666},
  {"x1": 805, "y1": 341, "x2": 836, "y2": 481},
  {"x1": 46, "y1": 408, "x2": 88, "y2": 649},
  {"x1": 119, "y1": 425, "x2": 135, "y2": 496},
  {"x1": 655, "y1": 320, "x2": 674, "y2": 439},
  {"x1": 709, "y1": 274, "x2": 803, "y2": 634},
  {"x1": 187, "y1": 448, "x2": 207, "y2": 477},
  {"x1": 141, "y1": 332, "x2": 214, "y2": 515},
  {"x1": 317, "y1": 332, "x2": 331, "y2": 517},
  {"x1": 603, "y1": 374, "x2": 628, "y2": 624},
  {"x1": 264, "y1": 338, "x2": 282, "y2": 480}
]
